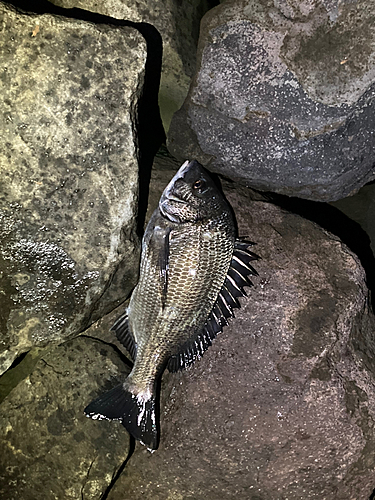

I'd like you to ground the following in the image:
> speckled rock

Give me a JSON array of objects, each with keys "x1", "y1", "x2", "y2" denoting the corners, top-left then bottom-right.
[
  {"x1": 168, "y1": 0, "x2": 375, "y2": 201},
  {"x1": 0, "y1": 4, "x2": 143, "y2": 374},
  {"x1": 106, "y1": 171, "x2": 375, "y2": 499},
  {"x1": 47, "y1": 0, "x2": 217, "y2": 131},
  {"x1": 0, "y1": 332, "x2": 130, "y2": 500}
]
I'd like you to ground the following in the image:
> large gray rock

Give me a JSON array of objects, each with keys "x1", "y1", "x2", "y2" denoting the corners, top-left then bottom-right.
[
  {"x1": 0, "y1": 4, "x2": 144, "y2": 374},
  {"x1": 168, "y1": 0, "x2": 375, "y2": 202},
  {"x1": 106, "y1": 172, "x2": 375, "y2": 499},
  {"x1": 0, "y1": 332, "x2": 130, "y2": 500},
  {"x1": 47, "y1": 0, "x2": 216, "y2": 131}
]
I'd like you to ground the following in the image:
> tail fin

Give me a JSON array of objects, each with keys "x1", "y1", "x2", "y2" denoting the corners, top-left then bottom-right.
[{"x1": 84, "y1": 383, "x2": 158, "y2": 450}]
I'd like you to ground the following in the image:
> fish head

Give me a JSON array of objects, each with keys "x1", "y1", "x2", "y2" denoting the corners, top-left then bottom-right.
[{"x1": 159, "y1": 160, "x2": 230, "y2": 223}]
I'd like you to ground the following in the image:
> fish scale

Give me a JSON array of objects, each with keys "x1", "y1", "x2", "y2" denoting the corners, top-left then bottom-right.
[{"x1": 84, "y1": 160, "x2": 258, "y2": 450}]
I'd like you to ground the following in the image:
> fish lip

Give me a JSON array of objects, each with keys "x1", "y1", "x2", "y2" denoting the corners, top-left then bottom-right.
[
  {"x1": 158, "y1": 159, "x2": 193, "y2": 222},
  {"x1": 159, "y1": 200, "x2": 181, "y2": 223},
  {"x1": 164, "y1": 193, "x2": 184, "y2": 204},
  {"x1": 160, "y1": 160, "x2": 190, "y2": 200},
  {"x1": 159, "y1": 190, "x2": 185, "y2": 222}
]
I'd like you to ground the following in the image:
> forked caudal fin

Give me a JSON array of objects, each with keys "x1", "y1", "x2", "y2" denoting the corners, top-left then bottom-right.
[{"x1": 84, "y1": 383, "x2": 158, "y2": 450}]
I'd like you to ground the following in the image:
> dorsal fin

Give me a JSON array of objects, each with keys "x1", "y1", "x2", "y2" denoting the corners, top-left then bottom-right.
[
  {"x1": 110, "y1": 312, "x2": 137, "y2": 361},
  {"x1": 167, "y1": 240, "x2": 259, "y2": 372}
]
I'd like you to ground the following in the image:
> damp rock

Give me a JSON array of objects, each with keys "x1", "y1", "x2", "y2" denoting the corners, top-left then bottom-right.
[
  {"x1": 168, "y1": 0, "x2": 375, "y2": 202},
  {"x1": 106, "y1": 179, "x2": 375, "y2": 499},
  {"x1": 0, "y1": 4, "x2": 144, "y2": 374},
  {"x1": 0, "y1": 333, "x2": 130, "y2": 500},
  {"x1": 47, "y1": 0, "x2": 217, "y2": 132}
]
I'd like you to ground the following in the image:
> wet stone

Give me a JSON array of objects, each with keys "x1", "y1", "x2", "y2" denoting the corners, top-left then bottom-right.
[
  {"x1": 0, "y1": 4, "x2": 143, "y2": 373},
  {"x1": 168, "y1": 0, "x2": 375, "y2": 201},
  {"x1": 0, "y1": 334, "x2": 130, "y2": 500},
  {"x1": 105, "y1": 173, "x2": 375, "y2": 500}
]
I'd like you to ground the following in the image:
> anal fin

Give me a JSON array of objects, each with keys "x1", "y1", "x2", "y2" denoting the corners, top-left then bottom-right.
[{"x1": 110, "y1": 312, "x2": 137, "y2": 361}]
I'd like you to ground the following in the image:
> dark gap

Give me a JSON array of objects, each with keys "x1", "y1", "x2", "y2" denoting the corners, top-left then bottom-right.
[
  {"x1": 265, "y1": 192, "x2": 375, "y2": 311},
  {"x1": 79, "y1": 334, "x2": 133, "y2": 370},
  {"x1": 3, "y1": 350, "x2": 29, "y2": 370},
  {"x1": 0, "y1": 350, "x2": 32, "y2": 404},
  {"x1": 7, "y1": 0, "x2": 166, "y2": 234},
  {"x1": 369, "y1": 487, "x2": 375, "y2": 500},
  {"x1": 100, "y1": 436, "x2": 135, "y2": 500}
]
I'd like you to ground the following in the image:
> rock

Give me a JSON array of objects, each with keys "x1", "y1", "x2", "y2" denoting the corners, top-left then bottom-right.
[
  {"x1": 0, "y1": 331, "x2": 130, "y2": 500},
  {"x1": 106, "y1": 181, "x2": 375, "y2": 499},
  {"x1": 168, "y1": 0, "x2": 375, "y2": 202},
  {"x1": 0, "y1": 4, "x2": 144, "y2": 374},
  {"x1": 46, "y1": 0, "x2": 217, "y2": 131}
]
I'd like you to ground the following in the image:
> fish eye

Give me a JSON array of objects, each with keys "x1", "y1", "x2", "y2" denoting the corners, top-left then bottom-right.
[{"x1": 193, "y1": 179, "x2": 205, "y2": 190}]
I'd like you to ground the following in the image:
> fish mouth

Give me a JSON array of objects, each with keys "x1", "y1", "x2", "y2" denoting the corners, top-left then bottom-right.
[
  {"x1": 164, "y1": 194, "x2": 184, "y2": 204},
  {"x1": 159, "y1": 198, "x2": 183, "y2": 223}
]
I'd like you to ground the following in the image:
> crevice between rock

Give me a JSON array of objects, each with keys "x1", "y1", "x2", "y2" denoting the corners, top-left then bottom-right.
[{"x1": 99, "y1": 438, "x2": 135, "y2": 500}]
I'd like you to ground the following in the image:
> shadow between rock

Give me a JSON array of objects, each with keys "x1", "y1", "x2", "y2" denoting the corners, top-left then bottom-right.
[{"x1": 100, "y1": 437, "x2": 135, "y2": 500}]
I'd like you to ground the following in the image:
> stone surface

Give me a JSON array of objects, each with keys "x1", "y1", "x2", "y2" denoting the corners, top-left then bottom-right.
[
  {"x1": 0, "y1": 332, "x2": 131, "y2": 500},
  {"x1": 0, "y1": 4, "x2": 143, "y2": 374},
  {"x1": 168, "y1": 0, "x2": 375, "y2": 202},
  {"x1": 47, "y1": 0, "x2": 217, "y2": 131},
  {"x1": 2, "y1": 156, "x2": 375, "y2": 499},
  {"x1": 107, "y1": 170, "x2": 375, "y2": 499}
]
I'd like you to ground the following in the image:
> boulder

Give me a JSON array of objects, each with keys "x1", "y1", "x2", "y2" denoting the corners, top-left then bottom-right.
[
  {"x1": 106, "y1": 170, "x2": 375, "y2": 499},
  {"x1": 45, "y1": 0, "x2": 217, "y2": 131},
  {"x1": 0, "y1": 331, "x2": 131, "y2": 500},
  {"x1": 1, "y1": 157, "x2": 375, "y2": 498},
  {"x1": 0, "y1": 3, "x2": 144, "y2": 374},
  {"x1": 168, "y1": 0, "x2": 375, "y2": 202}
]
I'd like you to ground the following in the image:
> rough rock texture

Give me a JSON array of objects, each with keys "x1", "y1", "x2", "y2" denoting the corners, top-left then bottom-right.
[
  {"x1": 47, "y1": 0, "x2": 217, "y2": 131},
  {"x1": 0, "y1": 4, "x2": 144, "y2": 374},
  {"x1": 0, "y1": 330, "x2": 131, "y2": 500},
  {"x1": 168, "y1": 0, "x2": 375, "y2": 202},
  {"x1": 107, "y1": 167, "x2": 375, "y2": 499}
]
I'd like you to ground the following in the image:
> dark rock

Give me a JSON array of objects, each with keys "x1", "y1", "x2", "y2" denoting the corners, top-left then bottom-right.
[
  {"x1": 106, "y1": 181, "x2": 375, "y2": 499},
  {"x1": 168, "y1": 0, "x2": 375, "y2": 202},
  {"x1": 0, "y1": 4, "x2": 144, "y2": 373},
  {"x1": 0, "y1": 332, "x2": 130, "y2": 500}
]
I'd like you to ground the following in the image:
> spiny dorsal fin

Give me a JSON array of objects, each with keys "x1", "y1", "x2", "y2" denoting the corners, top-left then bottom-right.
[
  {"x1": 167, "y1": 240, "x2": 259, "y2": 372},
  {"x1": 110, "y1": 312, "x2": 137, "y2": 361}
]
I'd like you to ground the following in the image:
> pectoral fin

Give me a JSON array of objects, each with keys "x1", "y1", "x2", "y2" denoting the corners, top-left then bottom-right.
[{"x1": 110, "y1": 312, "x2": 137, "y2": 361}]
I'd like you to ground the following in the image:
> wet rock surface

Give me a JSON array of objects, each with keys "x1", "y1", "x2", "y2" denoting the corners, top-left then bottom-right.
[
  {"x1": 106, "y1": 168, "x2": 375, "y2": 499},
  {"x1": 46, "y1": 0, "x2": 217, "y2": 131},
  {"x1": 168, "y1": 0, "x2": 375, "y2": 202},
  {"x1": 0, "y1": 331, "x2": 131, "y2": 500},
  {"x1": 1, "y1": 158, "x2": 375, "y2": 498},
  {"x1": 0, "y1": 4, "x2": 143, "y2": 373}
]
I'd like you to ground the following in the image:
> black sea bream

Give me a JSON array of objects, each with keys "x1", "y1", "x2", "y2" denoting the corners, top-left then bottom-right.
[{"x1": 84, "y1": 160, "x2": 257, "y2": 450}]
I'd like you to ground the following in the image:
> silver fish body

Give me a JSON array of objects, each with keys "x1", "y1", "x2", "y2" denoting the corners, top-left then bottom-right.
[{"x1": 85, "y1": 160, "x2": 257, "y2": 449}]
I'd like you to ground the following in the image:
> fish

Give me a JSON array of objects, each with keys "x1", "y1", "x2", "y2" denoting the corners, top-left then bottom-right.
[{"x1": 84, "y1": 159, "x2": 258, "y2": 450}]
